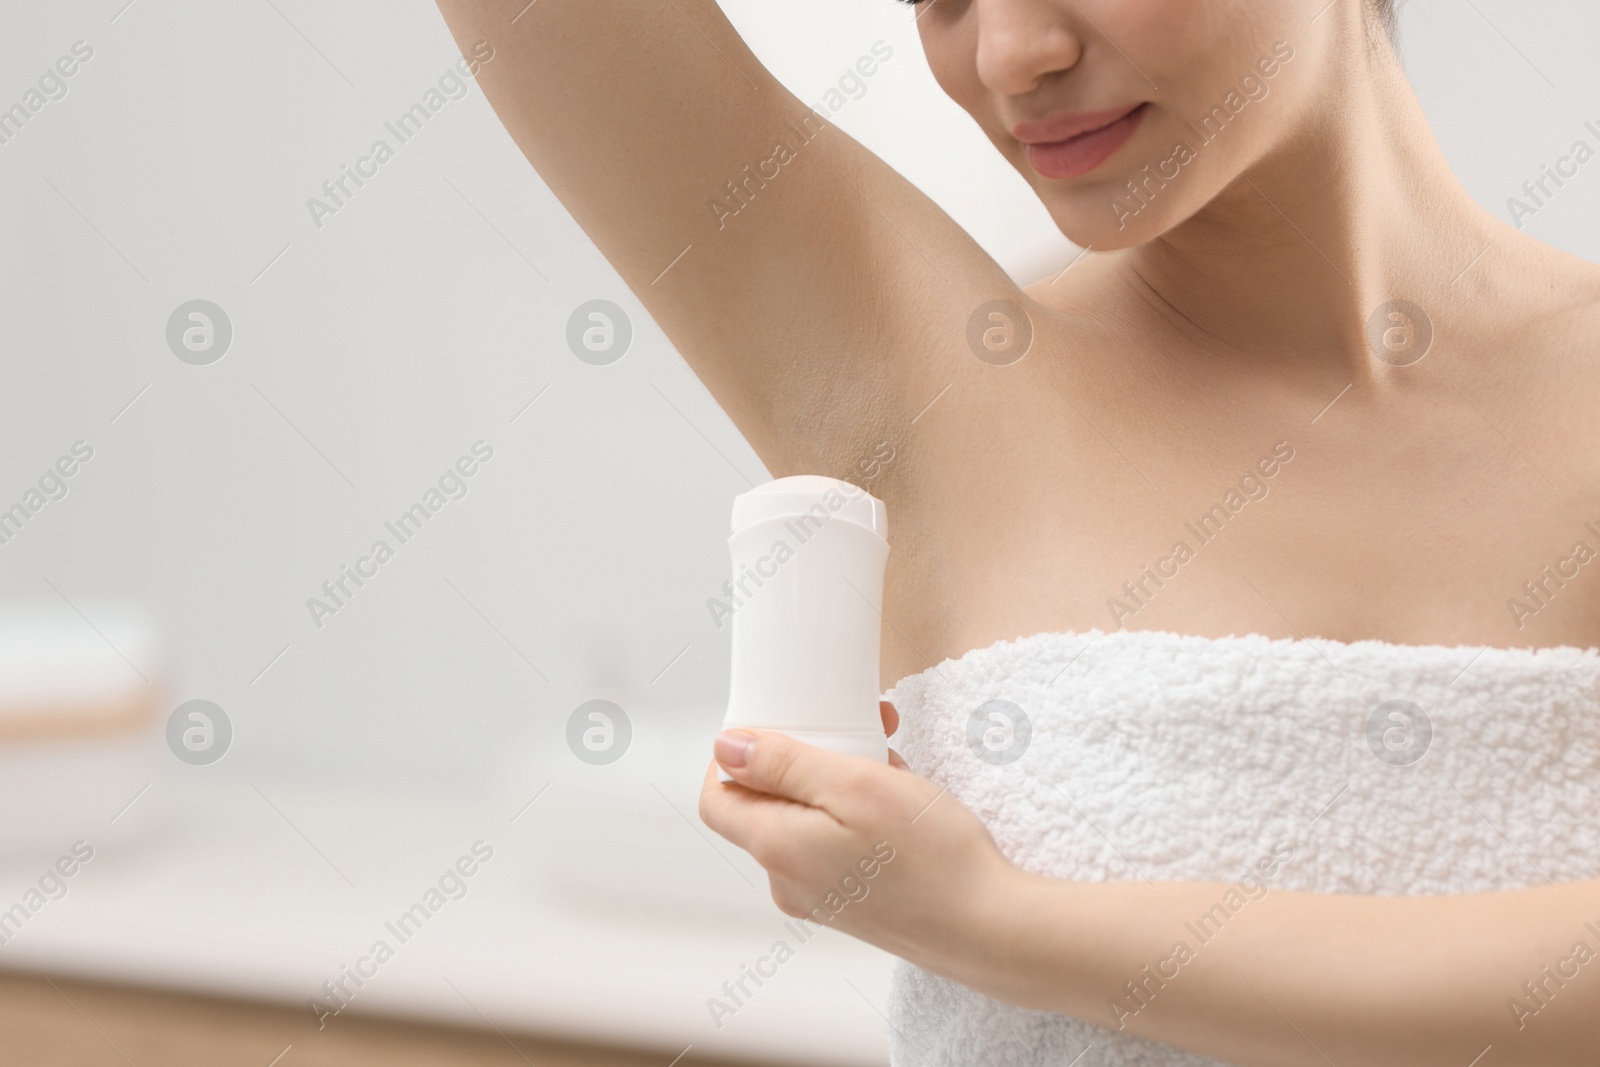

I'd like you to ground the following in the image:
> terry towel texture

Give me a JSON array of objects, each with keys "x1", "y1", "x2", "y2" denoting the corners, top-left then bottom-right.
[{"x1": 881, "y1": 628, "x2": 1600, "y2": 1066}]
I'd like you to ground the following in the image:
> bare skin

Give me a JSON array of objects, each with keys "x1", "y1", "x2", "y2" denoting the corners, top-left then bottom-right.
[
  {"x1": 705, "y1": 722, "x2": 1600, "y2": 1066},
  {"x1": 433, "y1": 0, "x2": 1600, "y2": 1061}
]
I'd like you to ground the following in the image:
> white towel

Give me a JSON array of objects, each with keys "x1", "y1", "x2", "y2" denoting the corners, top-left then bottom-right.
[{"x1": 881, "y1": 628, "x2": 1600, "y2": 1066}]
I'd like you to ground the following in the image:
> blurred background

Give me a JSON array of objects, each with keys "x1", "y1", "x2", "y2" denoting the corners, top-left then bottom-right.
[{"x1": 0, "y1": 0, "x2": 1596, "y2": 1064}]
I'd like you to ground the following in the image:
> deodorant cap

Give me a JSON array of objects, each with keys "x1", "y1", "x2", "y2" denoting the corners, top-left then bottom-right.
[{"x1": 730, "y1": 475, "x2": 887, "y2": 541}]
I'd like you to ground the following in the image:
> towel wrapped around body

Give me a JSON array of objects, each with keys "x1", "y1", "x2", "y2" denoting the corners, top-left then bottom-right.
[{"x1": 881, "y1": 628, "x2": 1600, "y2": 1066}]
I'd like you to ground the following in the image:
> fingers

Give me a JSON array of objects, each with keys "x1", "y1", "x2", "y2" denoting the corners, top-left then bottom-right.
[
  {"x1": 699, "y1": 727, "x2": 912, "y2": 856},
  {"x1": 697, "y1": 733, "x2": 918, "y2": 867},
  {"x1": 714, "y1": 728, "x2": 881, "y2": 808},
  {"x1": 699, "y1": 755, "x2": 827, "y2": 860}
]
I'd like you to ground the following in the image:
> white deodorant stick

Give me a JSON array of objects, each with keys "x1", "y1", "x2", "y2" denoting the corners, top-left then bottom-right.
[{"x1": 717, "y1": 475, "x2": 890, "y2": 783}]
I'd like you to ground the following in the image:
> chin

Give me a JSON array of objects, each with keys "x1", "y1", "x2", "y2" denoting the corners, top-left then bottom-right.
[{"x1": 1041, "y1": 192, "x2": 1177, "y2": 253}]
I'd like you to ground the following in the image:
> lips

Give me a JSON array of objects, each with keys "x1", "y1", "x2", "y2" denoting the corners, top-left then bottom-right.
[{"x1": 1017, "y1": 102, "x2": 1149, "y2": 180}]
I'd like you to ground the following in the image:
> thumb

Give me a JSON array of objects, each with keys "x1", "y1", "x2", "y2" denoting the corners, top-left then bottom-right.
[{"x1": 714, "y1": 728, "x2": 874, "y2": 807}]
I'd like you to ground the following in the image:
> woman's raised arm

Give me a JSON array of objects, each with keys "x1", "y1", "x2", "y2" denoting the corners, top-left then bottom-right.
[{"x1": 433, "y1": 0, "x2": 1026, "y2": 477}]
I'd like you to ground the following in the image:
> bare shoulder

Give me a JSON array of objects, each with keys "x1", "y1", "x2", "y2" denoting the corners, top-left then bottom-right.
[
  {"x1": 1500, "y1": 237, "x2": 1600, "y2": 422},
  {"x1": 1444, "y1": 229, "x2": 1600, "y2": 497},
  {"x1": 1478, "y1": 228, "x2": 1600, "y2": 337}
]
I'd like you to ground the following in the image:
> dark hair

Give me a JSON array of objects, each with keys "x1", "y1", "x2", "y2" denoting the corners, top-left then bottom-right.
[{"x1": 1374, "y1": 0, "x2": 1400, "y2": 40}]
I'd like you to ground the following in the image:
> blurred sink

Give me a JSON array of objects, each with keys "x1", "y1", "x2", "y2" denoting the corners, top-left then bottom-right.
[{"x1": 0, "y1": 601, "x2": 167, "y2": 865}]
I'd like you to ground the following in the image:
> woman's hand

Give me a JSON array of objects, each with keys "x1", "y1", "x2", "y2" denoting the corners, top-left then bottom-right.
[
  {"x1": 702, "y1": 705, "x2": 1600, "y2": 1067},
  {"x1": 698, "y1": 701, "x2": 1019, "y2": 975}
]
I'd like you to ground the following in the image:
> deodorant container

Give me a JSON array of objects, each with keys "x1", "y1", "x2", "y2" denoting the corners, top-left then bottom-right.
[{"x1": 717, "y1": 475, "x2": 890, "y2": 782}]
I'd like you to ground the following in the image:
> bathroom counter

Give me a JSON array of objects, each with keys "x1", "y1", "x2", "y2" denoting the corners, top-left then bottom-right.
[
  {"x1": 0, "y1": 771, "x2": 893, "y2": 1066},
  {"x1": 0, "y1": 968, "x2": 833, "y2": 1067}
]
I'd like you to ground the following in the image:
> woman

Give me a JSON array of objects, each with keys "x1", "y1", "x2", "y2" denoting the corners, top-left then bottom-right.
[{"x1": 434, "y1": 0, "x2": 1600, "y2": 1062}]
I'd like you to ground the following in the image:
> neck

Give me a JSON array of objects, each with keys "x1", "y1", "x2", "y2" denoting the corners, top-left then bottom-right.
[{"x1": 1110, "y1": 14, "x2": 1505, "y2": 386}]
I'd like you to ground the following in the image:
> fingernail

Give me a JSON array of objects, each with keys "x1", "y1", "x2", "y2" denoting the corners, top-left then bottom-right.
[{"x1": 715, "y1": 729, "x2": 756, "y2": 769}]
